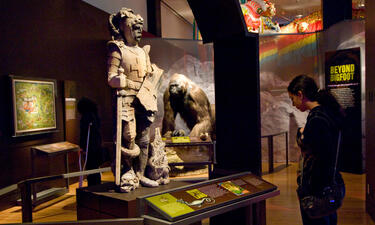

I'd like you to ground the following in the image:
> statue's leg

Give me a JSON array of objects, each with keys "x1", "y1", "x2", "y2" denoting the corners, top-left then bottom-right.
[
  {"x1": 119, "y1": 97, "x2": 140, "y2": 192},
  {"x1": 136, "y1": 125, "x2": 150, "y2": 175},
  {"x1": 121, "y1": 97, "x2": 140, "y2": 159},
  {"x1": 121, "y1": 119, "x2": 135, "y2": 169},
  {"x1": 135, "y1": 112, "x2": 158, "y2": 187},
  {"x1": 122, "y1": 114, "x2": 137, "y2": 152},
  {"x1": 122, "y1": 97, "x2": 136, "y2": 149}
]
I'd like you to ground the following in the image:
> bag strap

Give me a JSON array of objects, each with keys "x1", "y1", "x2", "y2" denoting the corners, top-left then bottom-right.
[
  {"x1": 300, "y1": 110, "x2": 342, "y2": 185},
  {"x1": 310, "y1": 110, "x2": 342, "y2": 183},
  {"x1": 333, "y1": 131, "x2": 342, "y2": 184}
]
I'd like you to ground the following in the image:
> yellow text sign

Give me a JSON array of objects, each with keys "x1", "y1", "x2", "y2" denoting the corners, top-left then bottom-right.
[{"x1": 171, "y1": 136, "x2": 191, "y2": 143}]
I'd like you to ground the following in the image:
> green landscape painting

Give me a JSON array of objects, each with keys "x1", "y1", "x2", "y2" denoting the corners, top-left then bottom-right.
[{"x1": 13, "y1": 79, "x2": 56, "y2": 134}]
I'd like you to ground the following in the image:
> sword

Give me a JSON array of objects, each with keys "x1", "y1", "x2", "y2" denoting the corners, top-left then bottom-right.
[{"x1": 115, "y1": 68, "x2": 126, "y2": 186}]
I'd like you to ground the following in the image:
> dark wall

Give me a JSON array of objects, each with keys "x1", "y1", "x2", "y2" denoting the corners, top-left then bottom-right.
[
  {"x1": 147, "y1": 0, "x2": 161, "y2": 37},
  {"x1": 0, "y1": 0, "x2": 112, "y2": 189}
]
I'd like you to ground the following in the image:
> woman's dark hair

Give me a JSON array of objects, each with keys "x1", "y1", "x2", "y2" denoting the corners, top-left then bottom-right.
[
  {"x1": 77, "y1": 97, "x2": 98, "y2": 115},
  {"x1": 288, "y1": 74, "x2": 344, "y2": 117},
  {"x1": 77, "y1": 97, "x2": 101, "y2": 129}
]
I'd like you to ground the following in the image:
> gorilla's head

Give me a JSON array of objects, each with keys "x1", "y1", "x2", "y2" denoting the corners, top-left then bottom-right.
[{"x1": 168, "y1": 74, "x2": 191, "y2": 97}]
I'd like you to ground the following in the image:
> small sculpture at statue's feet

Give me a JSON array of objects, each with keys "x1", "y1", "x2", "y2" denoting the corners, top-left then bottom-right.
[{"x1": 146, "y1": 128, "x2": 170, "y2": 185}]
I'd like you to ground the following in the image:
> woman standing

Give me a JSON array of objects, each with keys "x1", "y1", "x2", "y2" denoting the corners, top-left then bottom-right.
[
  {"x1": 288, "y1": 74, "x2": 345, "y2": 225},
  {"x1": 77, "y1": 97, "x2": 102, "y2": 186}
]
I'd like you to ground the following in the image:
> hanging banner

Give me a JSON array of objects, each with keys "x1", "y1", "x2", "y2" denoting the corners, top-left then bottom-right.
[{"x1": 325, "y1": 47, "x2": 363, "y2": 173}]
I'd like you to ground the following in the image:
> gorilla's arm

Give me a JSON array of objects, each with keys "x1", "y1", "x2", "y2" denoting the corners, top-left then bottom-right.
[
  {"x1": 188, "y1": 87, "x2": 213, "y2": 137},
  {"x1": 162, "y1": 88, "x2": 176, "y2": 136}
]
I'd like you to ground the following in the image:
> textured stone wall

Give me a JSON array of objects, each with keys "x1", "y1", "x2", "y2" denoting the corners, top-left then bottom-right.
[{"x1": 260, "y1": 71, "x2": 308, "y2": 163}]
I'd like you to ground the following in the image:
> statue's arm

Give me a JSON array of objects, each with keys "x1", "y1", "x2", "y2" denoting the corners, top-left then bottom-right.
[{"x1": 107, "y1": 43, "x2": 126, "y2": 89}]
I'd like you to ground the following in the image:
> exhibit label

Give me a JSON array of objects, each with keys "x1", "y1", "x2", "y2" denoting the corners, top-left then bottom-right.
[
  {"x1": 325, "y1": 47, "x2": 363, "y2": 173},
  {"x1": 171, "y1": 136, "x2": 191, "y2": 143},
  {"x1": 144, "y1": 173, "x2": 277, "y2": 221},
  {"x1": 329, "y1": 64, "x2": 355, "y2": 82},
  {"x1": 146, "y1": 193, "x2": 195, "y2": 218}
]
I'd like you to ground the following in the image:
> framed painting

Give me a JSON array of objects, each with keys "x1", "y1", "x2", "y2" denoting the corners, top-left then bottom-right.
[{"x1": 11, "y1": 76, "x2": 57, "y2": 136}]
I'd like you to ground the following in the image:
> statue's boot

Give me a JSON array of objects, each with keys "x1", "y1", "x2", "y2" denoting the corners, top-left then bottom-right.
[
  {"x1": 137, "y1": 143, "x2": 159, "y2": 187},
  {"x1": 119, "y1": 169, "x2": 139, "y2": 193},
  {"x1": 138, "y1": 173, "x2": 159, "y2": 187}
]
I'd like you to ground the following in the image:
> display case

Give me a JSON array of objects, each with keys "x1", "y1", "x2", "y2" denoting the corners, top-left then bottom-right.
[
  {"x1": 137, "y1": 172, "x2": 279, "y2": 225},
  {"x1": 140, "y1": 38, "x2": 215, "y2": 177}
]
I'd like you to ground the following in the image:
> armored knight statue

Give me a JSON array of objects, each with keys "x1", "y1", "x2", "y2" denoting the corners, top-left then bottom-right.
[{"x1": 107, "y1": 8, "x2": 164, "y2": 192}]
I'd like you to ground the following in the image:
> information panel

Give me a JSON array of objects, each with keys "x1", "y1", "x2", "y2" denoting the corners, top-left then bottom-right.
[
  {"x1": 144, "y1": 173, "x2": 277, "y2": 221},
  {"x1": 325, "y1": 47, "x2": 363, "y2": 173}
]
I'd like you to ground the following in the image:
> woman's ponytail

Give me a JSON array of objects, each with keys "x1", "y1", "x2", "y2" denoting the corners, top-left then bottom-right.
[{"x1": 316, "y1": 89, "x2": 345, "y2": 118}]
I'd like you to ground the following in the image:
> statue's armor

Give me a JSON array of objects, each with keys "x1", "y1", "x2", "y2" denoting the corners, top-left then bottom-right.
[
  {"x1": 120, "y1": 45, "x2": 147, "y2": 82},
  {"x1": 107, "y1": 39, "x2": 154, "y2": 152},
  {"x1": 108, "y1": 40, "x2": 151, "y2": 96}
]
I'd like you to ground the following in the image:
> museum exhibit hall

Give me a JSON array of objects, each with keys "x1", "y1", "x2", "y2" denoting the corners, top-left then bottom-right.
[{"x1": 0, "y1": 0, "x2": 374, "y2": 224}]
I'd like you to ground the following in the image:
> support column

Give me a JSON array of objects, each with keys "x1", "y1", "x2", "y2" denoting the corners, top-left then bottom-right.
[
  {"x1": 188, "y1": 1, "x2": 262, "y2": 224},
  {"x1": 147, "y1": 0, "x2": 161, "y2": 37},
  {"x1": 366, "y1": 0, "x2": 375, "y2": 221},
  {"x1": 322, "y1": 0, "x2": 352, "y2": 29}
]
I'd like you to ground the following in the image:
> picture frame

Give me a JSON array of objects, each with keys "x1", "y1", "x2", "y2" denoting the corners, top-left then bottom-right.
[{"x1": 10, "y1": 76, "x2": 57, "y2": 137}]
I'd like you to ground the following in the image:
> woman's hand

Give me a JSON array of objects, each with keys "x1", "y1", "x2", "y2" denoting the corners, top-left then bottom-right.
[
  {"x1": 299, "y1": 127, "x2": 304, "y2": 134},
  {"x1": 299, "y1": 127, "x2": 304, "y2": 140},
  {"x1": 297, "y1": 127, "x2": 305, "y2": 148}
]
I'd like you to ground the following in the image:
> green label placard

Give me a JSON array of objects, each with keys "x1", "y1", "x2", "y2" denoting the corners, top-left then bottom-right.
[
  {"x1": 171, "y1": 136, "x2": 191, "y2": 143},
  {"x1": 146, "y1": 193, "x2": 194, "y2": 218}
]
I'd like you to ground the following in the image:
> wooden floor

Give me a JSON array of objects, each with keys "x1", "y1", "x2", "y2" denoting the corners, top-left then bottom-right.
[
  {"x1": 262, "y1": 163, "x2": 375, "y2": 225},
  {"x1": 0, "y1": 163, "x2": 373, "y2": 224}
]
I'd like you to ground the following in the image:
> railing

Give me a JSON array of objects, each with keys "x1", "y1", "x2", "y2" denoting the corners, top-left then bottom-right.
[
  {"x1": 261, "y1": 131, "x2": 289, "y2": 173},
  {"x1": 0, "y1": 184, "x2": 18, "y2": 197},
  {"x1": 18, "y1": 167, "x2": 111, "y2": 223}
]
